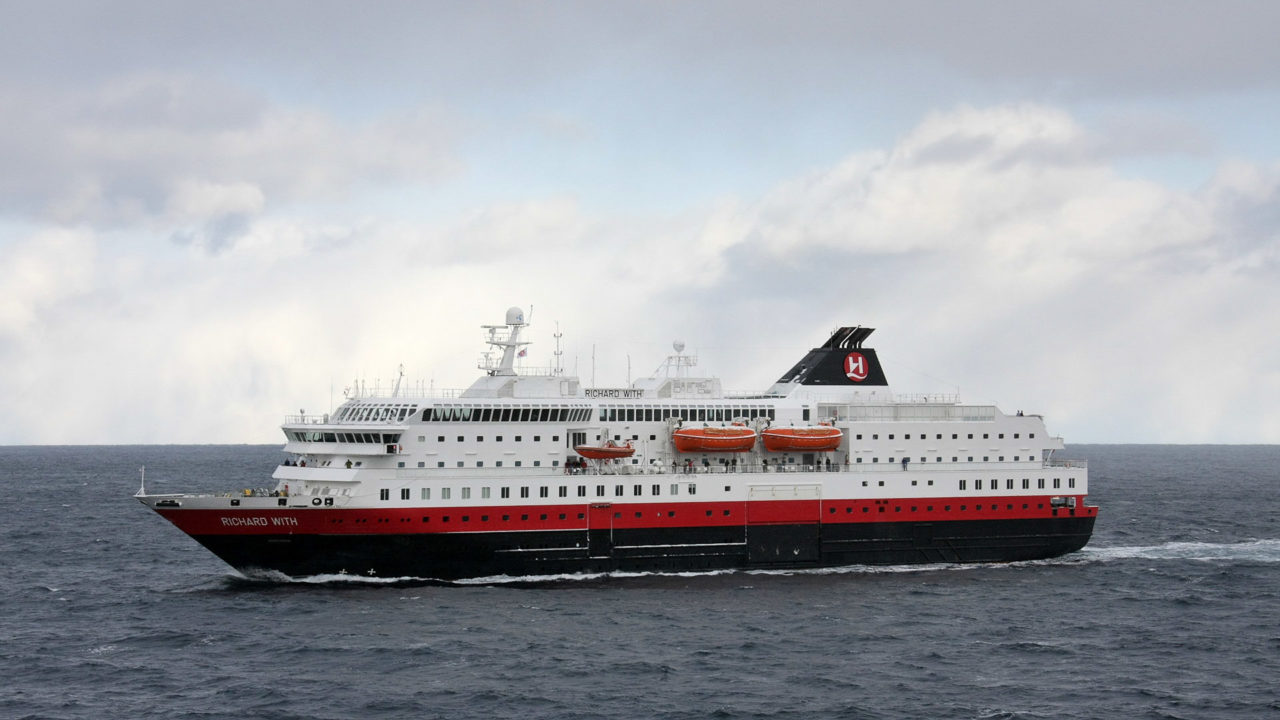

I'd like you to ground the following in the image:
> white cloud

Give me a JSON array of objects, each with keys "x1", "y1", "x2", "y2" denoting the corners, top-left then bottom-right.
[
  {"x1": 1, "y1": 103, "x2": 1278, "y2": 444},
  {"x1": 0, "y1": 228, "x2": 97, "y2": 339}
]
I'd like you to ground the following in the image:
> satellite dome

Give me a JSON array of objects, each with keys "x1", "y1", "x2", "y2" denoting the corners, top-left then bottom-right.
[
  {"x1": 673, "y1": 340, "x2": 685, "y2": 353},
  {"x1": 506, "y1": 307, "x2": 525, "y2": 325}
]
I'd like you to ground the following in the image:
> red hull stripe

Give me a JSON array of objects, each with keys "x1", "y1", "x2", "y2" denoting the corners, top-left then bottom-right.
[{"x1": 159, "y1": 495, "x2": 1096, "y2": 536}]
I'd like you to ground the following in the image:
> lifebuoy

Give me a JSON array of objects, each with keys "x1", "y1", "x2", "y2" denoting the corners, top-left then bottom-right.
[{"x1": 311, "y1": 498, "x2": 322, "y2": 506}]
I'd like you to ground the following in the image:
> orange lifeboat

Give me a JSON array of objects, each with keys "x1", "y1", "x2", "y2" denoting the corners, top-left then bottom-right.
[
  {"x1": 761, "y1": 425, "x2": 843, "y2": 452},
  {"x1": 672, "y1": 425, "x2": 757, "y2": 453},
  {"x1": 574, "y1": 440, "x2": 635, "y2": 460}
]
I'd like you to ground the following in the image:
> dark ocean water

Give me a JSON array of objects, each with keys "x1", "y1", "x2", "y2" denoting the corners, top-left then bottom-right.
[{"x1": 2, "y1": 444, "x2": 1277, "y2": 720}]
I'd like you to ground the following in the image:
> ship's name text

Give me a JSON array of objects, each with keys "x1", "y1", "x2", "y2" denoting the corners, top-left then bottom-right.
[
  {"x1": 221, "y1": 516, "x2": 299, "y2": 527},
  {"x1": 585, "y1": 388, "x2": 645, "y2": 399}
]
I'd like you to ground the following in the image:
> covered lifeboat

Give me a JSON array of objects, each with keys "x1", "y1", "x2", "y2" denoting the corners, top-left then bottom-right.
[
  {"x1": 672, "y1": 424, "x2": 757, "y2": 453},
  {"x1": 574, "y1": 440, "x2": 636, "y2": 460},
  {"x1": 761, "y1": 424, "x2": 843, "y2": 452}
]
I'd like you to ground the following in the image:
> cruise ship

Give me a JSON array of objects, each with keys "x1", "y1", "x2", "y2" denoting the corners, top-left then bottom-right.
[{"x1": 137, "y1": 307, "x2": 1096, "y2": 580}]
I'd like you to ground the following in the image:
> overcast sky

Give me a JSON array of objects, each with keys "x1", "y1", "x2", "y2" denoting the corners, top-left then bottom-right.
[{"x1": 3, "y1": 1, "x2": 1279, "y2": 444}]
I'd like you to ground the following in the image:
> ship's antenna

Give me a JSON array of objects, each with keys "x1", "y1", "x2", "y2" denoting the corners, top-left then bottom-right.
[
  {"x1": 592, "y1": 344, "x2": 596, "y2": 387},
  {"x1": 136, "y1": 466, "x2": 146, "y2": 496},
  {"x1": 627, "y1": 354, "x2": 631, "y2": 385},
  {"x1": 553, "y1": 323, "x2": 563, "y2": 376},
  {"x1": 392, "y1": 364, "x2": 405, "y2": 397}
]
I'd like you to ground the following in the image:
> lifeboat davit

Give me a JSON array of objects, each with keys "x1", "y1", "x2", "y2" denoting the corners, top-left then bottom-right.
[
  {"x1": 574, "y1": 440, "x2": 635, "y2": 460},
  {"x1": 761, "y1": 425, "x2": 844, "y2": 452},
  {"x1": 672, "y1": 426, "x2": 757, "y2": 453}
]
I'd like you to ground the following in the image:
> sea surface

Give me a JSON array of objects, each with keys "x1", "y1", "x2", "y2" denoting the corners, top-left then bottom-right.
[{"x1": 2, "y1": 444, "x2": 1277, "y2": 720}]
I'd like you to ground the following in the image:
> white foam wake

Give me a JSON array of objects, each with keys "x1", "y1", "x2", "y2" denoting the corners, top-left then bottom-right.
[
  {"x1": 229, "y1": 539, "x2": 1280, "y2": 586},
  {"x1": 1080, "y1": 539, "x2": 1280, "y2": 563}
]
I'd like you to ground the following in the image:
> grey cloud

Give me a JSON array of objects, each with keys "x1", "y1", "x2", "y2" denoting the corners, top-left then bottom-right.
[
  {"x1": 3, "y1": 3, "x2": 1277, "y2": 101},
  {"x1": 0, "y1": 75, "x2": 458, "y2": 230}
]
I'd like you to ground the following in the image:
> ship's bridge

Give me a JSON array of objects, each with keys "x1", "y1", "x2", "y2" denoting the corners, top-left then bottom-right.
[{"x1": 281, "y1": 422, "x2": 405, "y2": 456}]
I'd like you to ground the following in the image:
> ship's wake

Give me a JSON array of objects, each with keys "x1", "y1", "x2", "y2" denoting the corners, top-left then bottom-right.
[
  {"x1": 215, "y1": 538, "x2": 1280, "y2": 588},
  {"x1": 1077, "y1": 538, "x2": 1280, "y2": 563}
]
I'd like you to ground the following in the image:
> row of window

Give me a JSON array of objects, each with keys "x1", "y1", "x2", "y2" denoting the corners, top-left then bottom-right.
[
  {"x1": 855, "y1": 455, "x2": 1034, "y2": 463},
  {"x1": 405, "y1": 459, "x2": 557, "y2": 469},
  {"x1": 423, "y1": 405, "x2": 593, "y2": 423},
  {"x1": 339, "y1": 502, "x2": 1067, "y2": 525},
  {"x1": 332, "y1": 404, "x2": 418, "y2": 424},
  {"x1": 292, "y1": 431, "x2": 403, "y2": 444},
  {"x1": 380, "y1": 483, "x2": 701, "y2": 501},
  {"x1": 425, "y1": 434, "x2": 557, "y2": 443},
  {"x1": 854, "y1": 431, "x2": 1035, "y2": 440},
  {"x1": 332, "y1": 508, "x2": 726, "y2": 525},
  {"x1": 959, "y1": 478, "x2": 1076, "y2": 490},
  {"x1": 599, "y1": 406, "x2": 777, "y2": 423}
]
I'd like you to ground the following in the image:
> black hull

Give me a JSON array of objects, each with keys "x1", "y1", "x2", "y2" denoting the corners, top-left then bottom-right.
[{"x1": 193, "y1": 516, "x2": 1096, "y2": 581}]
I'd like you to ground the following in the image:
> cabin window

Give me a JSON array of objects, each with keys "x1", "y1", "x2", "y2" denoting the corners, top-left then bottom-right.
[
  {"x1": 441, "y1": 488, "x2": 451, "y2": 499},
  {"x1": 461, "y1": 487, "x2": 471, "y2": 499},
  {"x1": 421, "y1": 488, "x2": 430, "y2": 500},
  {"x1": 380, "y1": 489, "x2": 390, "y2": 501},
  {"x1": 520, "y1": 487, "x2": 530, "y2": 498},
  {"x1": 400, "y1": 488, "x2": 410, "y2": 500}
]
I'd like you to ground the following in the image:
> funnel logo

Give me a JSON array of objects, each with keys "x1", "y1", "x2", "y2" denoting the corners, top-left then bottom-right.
[{"x1": 844, "y1": 352, "x2": 868, "y2": 382}]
